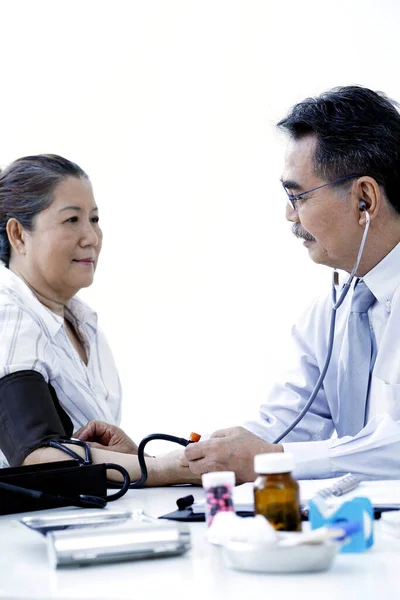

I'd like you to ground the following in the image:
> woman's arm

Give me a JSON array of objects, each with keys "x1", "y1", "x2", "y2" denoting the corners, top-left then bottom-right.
[
  {"x1": 22, "y1": 444, "x2": 201, "y2": 486},
  {"x1": 0, "y1": 367, "x2": 199, "y2": 485}
]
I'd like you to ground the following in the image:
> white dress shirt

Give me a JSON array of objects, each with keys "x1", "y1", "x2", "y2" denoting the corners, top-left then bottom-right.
[
  {"x1": 245, "y1": 242, "x2": 400, "y2": 480},
  {"x1": 0, "y1": 266, "x2": 122, "y2": 468}
]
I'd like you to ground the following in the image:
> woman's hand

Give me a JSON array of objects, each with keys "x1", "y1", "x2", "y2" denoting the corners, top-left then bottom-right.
[
  {"x1": 148, "y1": 448, "x2": 202, "y2": 486},
  {"x1": 74, "y1": 421, "x2": 139, "y2": 454}
]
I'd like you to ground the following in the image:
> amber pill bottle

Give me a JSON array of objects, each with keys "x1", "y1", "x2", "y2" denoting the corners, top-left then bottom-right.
[{"x1": 253, "y1": 453, "x2": 301, "y2": 532}]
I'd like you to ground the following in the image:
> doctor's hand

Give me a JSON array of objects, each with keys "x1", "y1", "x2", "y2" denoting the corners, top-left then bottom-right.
[
  {"x1": 184, "y1": 426, "x2": 283, "y2": 484},
  {"x1": 74, "y1": 421, "x2": 139, "y2": 455}
]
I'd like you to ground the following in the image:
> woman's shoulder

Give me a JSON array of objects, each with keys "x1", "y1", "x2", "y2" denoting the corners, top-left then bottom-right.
[
  {"x1": 0, "y1": 266, "x2": 59, "y2": 337},
  {"x1": 0, "y1": 266, "x2": 29, "y2": 311},
  {"x1": 0, "y1": 268, "x2": 59, "y2": 379}
]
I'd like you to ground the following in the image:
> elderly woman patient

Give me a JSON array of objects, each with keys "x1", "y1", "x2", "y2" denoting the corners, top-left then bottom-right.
[{"x1": 0, "y1": 154, "x2": 196, "y2": 485}]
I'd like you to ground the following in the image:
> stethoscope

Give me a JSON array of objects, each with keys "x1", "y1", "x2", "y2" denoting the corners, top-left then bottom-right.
[
  {"x1": 272, "y1": 207, "x2": 371, "y2": 443},
  {"x1": 96, "y1": 208, "x2": 371, "y2": 490}
]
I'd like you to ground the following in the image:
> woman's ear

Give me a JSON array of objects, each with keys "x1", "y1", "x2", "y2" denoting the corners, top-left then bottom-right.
[{"x1": 6, "y1": 218, "x2": 26, "y2": 256}]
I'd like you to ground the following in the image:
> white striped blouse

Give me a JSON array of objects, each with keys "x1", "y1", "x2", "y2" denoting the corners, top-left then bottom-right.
[{"x1": 0, "y1": 265, "x2": 122, "y2": 468}]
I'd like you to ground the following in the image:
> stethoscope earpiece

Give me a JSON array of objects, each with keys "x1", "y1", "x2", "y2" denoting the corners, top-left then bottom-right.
[{"x1": 359, "y1": 200, "x2": 367, "y2": 211}]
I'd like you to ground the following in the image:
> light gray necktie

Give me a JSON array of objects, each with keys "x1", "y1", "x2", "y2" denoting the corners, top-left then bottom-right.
[{"x1": 336, "y1": 280, "x2": 377, "y2": 437}]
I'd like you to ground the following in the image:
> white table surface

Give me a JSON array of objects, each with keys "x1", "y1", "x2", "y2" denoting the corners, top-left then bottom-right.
[{"x1": 1, "y1": 485, "x2": 400, "y2": 600}]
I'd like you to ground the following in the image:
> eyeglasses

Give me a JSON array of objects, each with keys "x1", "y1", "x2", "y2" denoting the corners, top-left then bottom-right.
[{"x1": 283, "y1": 173, "x2": 362, "y2": 210}]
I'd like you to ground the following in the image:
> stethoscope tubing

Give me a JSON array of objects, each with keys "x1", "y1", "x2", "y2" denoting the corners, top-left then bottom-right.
[{"x1": 273, "y1": 212, "x2": 370, "y2": 443}]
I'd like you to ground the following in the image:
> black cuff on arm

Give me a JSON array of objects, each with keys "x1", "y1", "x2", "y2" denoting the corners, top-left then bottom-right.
[{"x1": 0, "y1": 370, "x2": 74, "y2": 467}]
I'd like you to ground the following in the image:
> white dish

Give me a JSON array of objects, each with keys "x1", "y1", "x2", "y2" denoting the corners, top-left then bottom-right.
[{"x1": 221, "y1": 540, "x2": 339, "y2": 574}]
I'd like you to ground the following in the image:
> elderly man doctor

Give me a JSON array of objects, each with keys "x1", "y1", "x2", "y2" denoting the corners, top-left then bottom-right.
[{"x1": 79, "y1": 85, "x2": 400, "y2": 484}]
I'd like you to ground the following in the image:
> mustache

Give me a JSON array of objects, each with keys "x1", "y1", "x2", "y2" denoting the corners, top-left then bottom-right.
[{"x1": 292, "y1": 223, "x2": 316, "y2": 243}]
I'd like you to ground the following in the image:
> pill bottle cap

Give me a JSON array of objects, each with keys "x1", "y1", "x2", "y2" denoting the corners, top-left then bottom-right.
[
  {"x1": 254, "y1": 452, "x2": 295, "y2": 474},
  {"x1": 202, "y1": 471, "x2": 235, "y2": 488}
]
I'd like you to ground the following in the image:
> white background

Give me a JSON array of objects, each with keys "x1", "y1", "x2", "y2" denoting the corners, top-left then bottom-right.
[{"x1": 1, "y1": 0, "x2": 399, "y2": 450}]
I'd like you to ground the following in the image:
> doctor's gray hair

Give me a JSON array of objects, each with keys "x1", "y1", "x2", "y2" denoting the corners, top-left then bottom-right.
[
  {"x1": 0, "y1": 154, "x2": 88, "y2": 267},
  {"x1": 277, "y1": 85, "x2": 400, "y2": 215}
]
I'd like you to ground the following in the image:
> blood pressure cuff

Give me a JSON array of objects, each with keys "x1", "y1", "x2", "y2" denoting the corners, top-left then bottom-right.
[{"x1": 0, "y1": 370, "x2": 74, "y2": 467}]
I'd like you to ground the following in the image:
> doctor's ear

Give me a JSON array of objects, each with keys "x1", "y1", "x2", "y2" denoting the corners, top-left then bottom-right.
[
  {"x1": 355, "y1": 177, "x2": 381, "y2": 224},
  {"x1": 6, "y1": 218, "x2": 27, "y2": 255}
]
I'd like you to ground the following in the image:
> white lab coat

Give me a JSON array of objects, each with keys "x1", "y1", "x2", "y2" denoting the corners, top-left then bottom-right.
[{"x1": 245, "y1": 242, "x2": 400, "y2": 480}]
